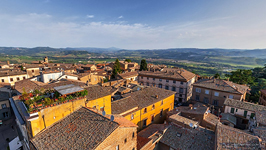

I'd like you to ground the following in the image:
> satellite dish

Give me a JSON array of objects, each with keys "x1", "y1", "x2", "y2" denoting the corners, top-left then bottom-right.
[
  {"x1": 110, "y1": 115, "x2": 114, "y2": 121},
  {"x1": 102, "y1": 111, "x2": 106, "y2": 116},
  {"x1": 189, "y1": 123, "x2": 193, "y2": 127}
]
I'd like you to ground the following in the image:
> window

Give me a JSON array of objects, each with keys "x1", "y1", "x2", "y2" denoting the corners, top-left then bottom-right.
[
  {"x1": 143, "y1": 119, "x2": 147, "y2": 127},
  {"x1": 132, "y1": 132, "x2": 135, "y2": 138},
  {"x1": 116, "y1": 145, "x2": 119, "y2": 150},
  {"x1": 180, "y1": 81, "x2": 183, "y2": 85},
  {"x1": 153, "y1": 78, "x2": 155, "y2": 81},
  {"x1": 205, "y1": 90, "x2": 209, "y2": 94},
  {"x1": 1, "y1": 79, "x2": 4, "y2": 82},
  {"x1": 32, "y1": 70, "x2": 34, "y2": 73},
  {"x1": 147, "y1": 77, "x2": 149, "y2": 80},
  {"x1": 160, "y1": 109, "x2": 163, "y2": 117},
  {"x1": 132, "y1": 148, "x2": 135, "y2": 150},
  {"x1": 236, "y1": 109, "x2": 238, "y2": 112},
  {"x1": 124, "y1": 138, "x2": 127, "y2": 143},
  {"x1": 214, "y1": 92, "x2": 219, "y2": 97},
  {"x1": 196, "y1": 88, "x2": 201, "y2": 93},
  {"x1": 141, "y1": 76, "x2": 143, "y2": 79},
  {"x1": 166, "y1": 79, "x2": 169, "y2": 82},
  {"x1": 179, "y1": 88, "x2": 183, "y2": 93},
  {"x1": 173, "y1": 80, "x2": 176, "y2": 83},
  {"x1": 203, "y1": 97, "x2": 209, "y2": 104},
  {"x1": 159, "y1": 84, "x2": 162, "y2": 88},
  {"x1": 196, "y1": 95, "x2": 200, "y2": 101},
  {"x1": 10, "y1": 78, "x2": 13, "y2": 82},
  {"x1": 151, "y1": 115, "x2": 154, "y2": 122},
  {"x1": 179, "y1": 94, "x2": 182, "y2": 97},
  {"x1": 23, "y1": 76, "x2": 26, "y2": 80},
  {"x1": 65, "y1": 76, "x2": 68, "y2": 79},
  {"x1": 131, "y1": 114, "x2": 134, "y2": 120},
  {"x1": 229, "y1": 95, "x2": 234, "y2": 99},
  {"x1": 144, "y1": 108, "x2": 147, "y2": 113},
  {"x1": 3, "y1": 112, "x2": 8, "y2": 118},
  {"x1": 161, "y1": 100, "x2": 163, "y2": 105},
  {"x1": 147, "y1": 83, "x2": 149, "y2": 86},
  {"x1": 172, "y1": 87, "x2": 176, "y2": 91},
  {"x1": 244, "y1": 111, "x2": 247, "y2": 118},
  {"x1": 230, "y1": 108, "x2": 235, "y2": 113},
  {"x1": 152, "y1": 83, "x2": 155, "y2": 87},
  {"x1": 152, "y1": 105, "x2": 155, "y2": 109},
  {"x1": 213, "y1": 100, "x2": 218, "y2": 106},
  {"x1": 159, "y1": 79, "x2": 162, "y2": 82},
  {"x1": 165, "y1": 86, "x2": 169, "y2": 90},
  {"x1": 17, "y1": 77, "x2": 20, "y2": 81},
  {"x1": 1, "y1": 104, "x2": 7, "y2": 109},
  {"x1": 250, "y1": 113, "x2": 255, "y2": 119}
]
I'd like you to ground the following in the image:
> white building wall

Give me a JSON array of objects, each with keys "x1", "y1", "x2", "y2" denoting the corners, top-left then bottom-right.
[{"x1": 224, "y1": 106, "x2": 255, "y2": 119}]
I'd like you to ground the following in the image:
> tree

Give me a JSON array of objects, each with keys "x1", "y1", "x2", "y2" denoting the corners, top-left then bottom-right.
[
  {"x1": 214, "y1": 73, "x2": 220, "y2": 79},
  {"x1": 125, "y1": 59, "x2": 131, "y2": 62},
  {"x1": 140, "y1": 59, "x2": 148, "y2": 71},
  {"x1": 21, "y1": 65, "x2": 24, "y2": 71},
  {"x1": 111, "y1": 59, "x2": 122, "y2": 78},
  {"x1": 225, "y1": 69, "x2": 255, "y2": 86}
]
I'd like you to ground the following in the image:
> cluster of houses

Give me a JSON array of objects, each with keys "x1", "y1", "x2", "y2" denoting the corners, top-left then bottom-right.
[{"x1": 1, "y1": 57, "x2": 266, "y2": 149}]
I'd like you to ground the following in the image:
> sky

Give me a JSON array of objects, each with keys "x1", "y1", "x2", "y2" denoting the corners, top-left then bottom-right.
[{"x1": 0, "y1": 0, "x2": 266, "y2": 49}]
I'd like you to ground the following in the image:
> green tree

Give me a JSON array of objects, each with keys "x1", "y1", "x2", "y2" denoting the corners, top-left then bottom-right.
[
  {"x1": 252, "y1": 67, "x2": 264, "y2": 79},
  {"x1": 214, "y1": 73, "x2": 220, "y2": 79},
  {"x1": 140, "y1": 59, "x2": 148, "y2": 71},
  {"x1": 21, "y1": 66, "x2": 24, "y2": 71},
  {"x1": 225, "y1": 69, "x2": 255, "y2": 86},
  {"x1": 111, "y1": 59, "x2": 122, "y2": 78},
  {"x1": 125, "y1": 59, "x2": 131, "y2": 62}
]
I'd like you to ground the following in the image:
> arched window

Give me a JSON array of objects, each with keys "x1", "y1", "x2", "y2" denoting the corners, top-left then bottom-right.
[{"x1": 152, "y1": 105, "x2": 155, "y2": 109}]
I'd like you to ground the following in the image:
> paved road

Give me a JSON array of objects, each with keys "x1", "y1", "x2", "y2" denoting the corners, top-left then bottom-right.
[{"x1": 0, "y1": 115, "x2": 18, "y2": 150}]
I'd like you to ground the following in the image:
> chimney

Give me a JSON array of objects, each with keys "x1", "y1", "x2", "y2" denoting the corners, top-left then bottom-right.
[{"x1": 155, "y1": 95, "x2": 158, "y2": 98}]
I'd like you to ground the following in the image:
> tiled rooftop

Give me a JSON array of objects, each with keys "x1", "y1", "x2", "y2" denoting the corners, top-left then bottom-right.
[
  {"x1": 139, "y1": 68, "x2": 196, "y2": 82},
  {"x1": 30, "y1": 107, "x2": 119, "y2": 150},
  {"x1": 160, "y1": 125, "x2": 215, "y2": 150},
  {"x1": 204, "y1": 113, "x2": 220, "y2": 126},
  {"x1": 85, "y1": 86, "x2": 113, "y2": 101},
  {"x1": 224, "y1": 98, "x2": 266, "y2": 112},
  {"x1": 193, "y1": 79, "x2": 249, "y2": 95},
  {"x1": 256, "y1": 110, "x2": 266, "y2": 125},
  {"x1": 216, "y1": 123, "x2": 261, "y2": 150},
  {"x1": 123, "y1": 87, "x2": 175, "y2": 109},
  {"x1": 169, "y1": 113, "x2": 199, "y2": 128},
  {"x1": 111, "y1": 96, "x2": 138, "y2": 115},
  {"x1": 117, "y1": 71, "x2": 138, "y2": 79},
  {"x1": 253, "y1": 127, "x2": 266, "y2": 144}
]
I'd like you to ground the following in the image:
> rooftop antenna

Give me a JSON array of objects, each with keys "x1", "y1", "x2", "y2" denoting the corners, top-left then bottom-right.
[
  {"x1": 110, "y1": 115, "x2": 114, "y2": 121},
  {"x1": 102, "y1": 110, "x2": 106, "y2": 116}
]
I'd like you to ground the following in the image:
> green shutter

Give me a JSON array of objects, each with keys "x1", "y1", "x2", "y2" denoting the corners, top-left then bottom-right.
[
  {"x1": 250, "y1": 113, "x2": 255, "y2": 119},
  {"x1": 244, "y1": 111, "x2": 247, "y2": 118},
  {"x1": 230, "y1": 108, "x2": 235, "y2": 113}
]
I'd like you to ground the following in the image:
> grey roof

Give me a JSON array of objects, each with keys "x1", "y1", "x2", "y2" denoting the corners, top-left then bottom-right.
[
  {"x1": 54, "y1": 84, "x2": 84, "y2": 95},
  {"x1": 0, "y1": 92, "x2": 9, "y2": 101},
  {"x1": 160, "y1": 125, "x2": 215, "y2": 150},
  {"x1": 224, "y1": 98, "x2": 266, "y2": 112},
  {"x1": 9, "y1": 98, "x2": 25, "y2": 125},
  {"x1": 220, "y1": 113, "x2": 237, "y2": 125}
]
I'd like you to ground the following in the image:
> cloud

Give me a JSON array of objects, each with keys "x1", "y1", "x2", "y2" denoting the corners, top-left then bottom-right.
[
  {"x1": 86, "y1": 15, "x2": 94, "y2": 18},
  {"x1": 118, "y1": 16, "x2": 123, "y2": 19},
  {"x1": 0, "y1": 13, "x2": 266, "y2": 49}
]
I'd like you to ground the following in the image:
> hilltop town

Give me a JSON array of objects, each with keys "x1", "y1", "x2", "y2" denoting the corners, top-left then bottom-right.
[{"x1": 1, "y1": 57, "x2": 266, "y2": 150}]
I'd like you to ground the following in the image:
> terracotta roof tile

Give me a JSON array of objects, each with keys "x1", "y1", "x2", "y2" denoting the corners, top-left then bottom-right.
[
  {"x1": 224, "y1": 98, "x2": 266, "y2": 112},
  {"x1": 193, "y1": 79, "x2": 249, "y2": 95},
  {"x1": 30, "y1": 107, "x2": 119, "y2": 150},
  {"x1": 139, "y1": 68, "x2": 196, "y2": 82}
]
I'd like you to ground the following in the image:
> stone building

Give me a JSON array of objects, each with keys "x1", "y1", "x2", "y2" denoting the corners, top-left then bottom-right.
[
  {"x1": 29, "y1": 107, "x2": 138, "y2": 150},
  {"x1": 259, "y1": 89, "x2": 266, "y2": 106},
  {"x1": 192, "y1": 79, "x2": 249, "y2": 111},
  {"x1": 138, "y1": 68, "x2": 196, "y2": 104}
]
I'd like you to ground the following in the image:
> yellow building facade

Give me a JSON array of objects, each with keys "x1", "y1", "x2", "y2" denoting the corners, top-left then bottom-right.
[{"x1": 24, "y1": 94, "x2": 112, "y2": 138}]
